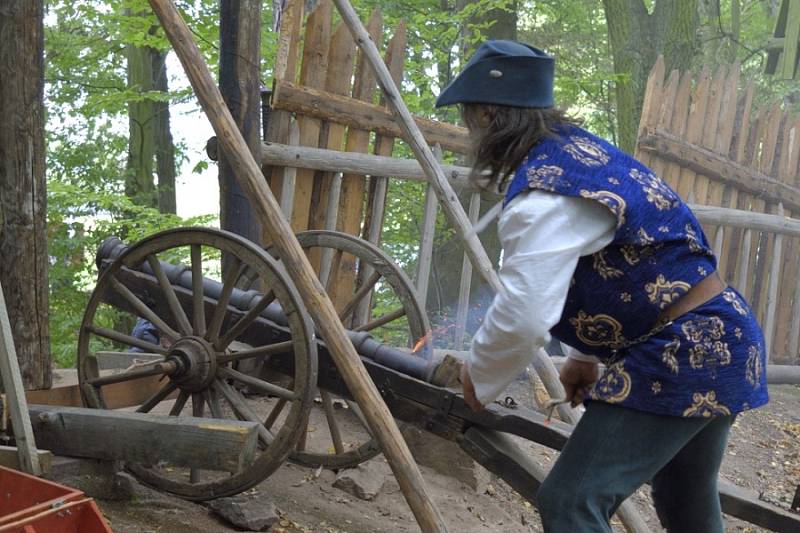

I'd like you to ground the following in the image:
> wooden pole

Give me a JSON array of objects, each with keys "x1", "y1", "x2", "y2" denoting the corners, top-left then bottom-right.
[
  {"x1": 146, "y1": 2, "x2": 448, "y2": 530},
  {"x1": 0, "y1": 282, "x2": 41, "y2": 475}
]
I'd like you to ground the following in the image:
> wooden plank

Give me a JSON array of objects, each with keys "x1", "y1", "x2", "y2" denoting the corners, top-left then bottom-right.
[
  {"x1": 0, "y1": 445, "x2": 52, "y2": 474},
  {"x1": 637, "y1": 130, "x2": 800, "y2": 212},
  {"x1": 454, "y1": 192, "x2": 481, "y2": 350},
  {"x1": 634, "y1": 55, "x2": 665, "y2": 170},
  {"x1": 264, "y1": 0, "x2": 303, "y2": 217},
  {"x1": 0, "y1": 281, "x2": 41, "y2": 475},
  {"x1": 717, "y1": 64, "x2": 742, "y2": 281},
  {"x1": 765, "y1": 0, "x2": 791, "y2": 74},
  {"x1": 271, "y1": 79, "x2": 470, "y2": 154},
  {"x1": 751, "y1": 106, "x2": 784, "y2": 321},
  {"x1": 148, "y1": 2, "x2": 450, "y2": 528},
  {"x1": 279, "y1": 120, "x2": 300, "y2": 219},
  {"x1": 763, "y1": 203, "x2": 786, "y2": 358},
  {"x1": 307, "y1": 20, "x2": 356, "y2": 278},
  {"x1": 728, "y1": 83, "x2": 756, "y2": 288},
  {"x1": 676, "y1": 69, "x2": 710, "y2": 201},
  {"x1": 28, "y1": 404, "x2": 259, "y2": 473},
  {"x1": 414, "y1": 145, "x2": 442, "y2": 308},
  {"x1": 656, "y1": 70, "x2": 692, "y2": 191},
  {"x1": 649, "y1": 68, "x2": 680, "y2": 180},
  {"x1": 355, "y1": 19, "x2": 406, "y2": 326},
  {"x1": 330, "y1": 10, "x2": 382, "y2": 317},
  {"x1": 290, "y1": 0, "x2": 332, "y2": 232},
  {"x1": 694, "y1": 65, "x2": 727, "y2": 222},
  {"x1": 772, "y1": 113, "x2": 800, "y2": 359}
]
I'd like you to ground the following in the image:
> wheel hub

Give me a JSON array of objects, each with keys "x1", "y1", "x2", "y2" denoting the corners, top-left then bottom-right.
[{"x1": 168, "y1": 336, "x2": 217, "y2": 392}]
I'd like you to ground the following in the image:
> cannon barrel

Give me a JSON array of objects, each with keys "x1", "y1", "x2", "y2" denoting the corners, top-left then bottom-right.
[{"x1": 97, "y1": 237, "x2": 435, "y2": 382}]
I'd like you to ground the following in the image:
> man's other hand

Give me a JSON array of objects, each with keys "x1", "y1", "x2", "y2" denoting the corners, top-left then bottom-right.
[
  {"x1": 559, "y1": 358, "x2": 599, "y2": 407},
  {"x1": 460, "y1": 365, "x2": 484, "y2": 412}
]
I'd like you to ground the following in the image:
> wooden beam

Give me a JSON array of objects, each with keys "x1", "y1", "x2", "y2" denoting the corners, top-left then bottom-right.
[
  {"x1": 0, "y1": 445, "x2": 52, "y2": 474},
  {"x1": 271, "y1": 80, "x2": 471, "y2": 154},
  {"x1": 688, "y1": 204, "x2": 800, "y2": 237},
  {"x1": 146, "y1": 2, "x2": 448, "y2": 530},
  {"x1": 638, "y1": 128, "x2": 800, "y2": 211},
  {"x1": 28, "y1": 404, "x2": 259, "y2": 473},
  {"x1": 0, "y1": 281, "x2": 41, "y2": 475},
  {"x1": 257, "y1": 142, "x2": 472, "y2": 184}
]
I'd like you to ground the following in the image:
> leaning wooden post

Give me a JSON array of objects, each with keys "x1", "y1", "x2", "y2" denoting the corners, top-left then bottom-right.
[{"x1": 146, "y1": 2, "x2": 448, "y2": 531}]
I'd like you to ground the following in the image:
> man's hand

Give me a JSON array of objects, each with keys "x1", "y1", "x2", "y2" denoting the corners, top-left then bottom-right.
[
  {"x1": 559, "y1": 358, "x2": 599, "y2": 407},
  {"x1": 460, "y1": 365, "x2": 484, "y2": 412}
]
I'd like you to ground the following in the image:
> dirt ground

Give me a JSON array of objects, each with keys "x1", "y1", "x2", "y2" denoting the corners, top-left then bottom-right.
[{"x1": 95, "y1": 383, "x2": 800, "y2": 533}]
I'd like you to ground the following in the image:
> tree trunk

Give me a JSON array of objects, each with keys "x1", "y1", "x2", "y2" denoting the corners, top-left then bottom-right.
[
  {"x1": 218, "y1": 0, "x2": 262, "y2": 252},
  {"x1": 0, "y1": 0, "x2": 51, "y2": 389},
  {"x1": 126, "y1": 40, "x2": 159, "y2": 208},
  {"x1": 602, "y1": 0, "x2": 699, "y2": 152},
  {"x1": 154, "y1": 50, "x2": 177, "y2": 214}
]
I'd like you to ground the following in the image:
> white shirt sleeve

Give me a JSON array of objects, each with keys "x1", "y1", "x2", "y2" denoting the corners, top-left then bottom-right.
[{"x1": 467, "y1": 190, "x2": 617, "y2": 405}]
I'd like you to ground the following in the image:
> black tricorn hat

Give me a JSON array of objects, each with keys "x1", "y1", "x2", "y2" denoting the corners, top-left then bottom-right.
[{"x1": 435, "y1": 40, "x2": 555, "y2": 108}]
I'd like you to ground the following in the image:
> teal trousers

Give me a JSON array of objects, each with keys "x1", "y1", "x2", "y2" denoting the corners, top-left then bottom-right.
[{"x1": 536, "y1": 401, "x2": 734, "y2": 532}]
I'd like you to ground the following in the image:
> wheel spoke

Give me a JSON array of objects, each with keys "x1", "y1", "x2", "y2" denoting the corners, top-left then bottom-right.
[
  {"x1": 85, "y1": 360, "x2": 178, "y2": 388},
  {"x1": 191, "y1": 244, "x2": 206, "y2": 336},
  {"x1": 264, "y1": 398, "x2": 288, "y2": 430},
  {"x1": 146, "y1": 255, "x2": 193, "y2": 336},
  {"x1": 217, "y1": 366, "x2": 297, "y2": 401},
  {"x1": 136, "y1": 381, "x2": 179, "y2": 413},
  {"x1": 206, "y1": 258, "x2": 243, "y2": 344},
  {"x1": 108, "y1": 276, "x2": 181, "y2": 341},
  {"x1": 86, "y1": 325, "x2": 168, "y2": 355},
  {"x1": 321, "y1": 391, "x2": 345, "y2": 455},
  {"x1": 352, "y1": 306, "x2": 406, "y2": 332},
  {"x1": 190, "y1": 393, "x2": 204, "y2": 484},
  {"x1": 338, "y1": 270, "x2": 381, "y2": 322},
  {"x1": 214, "y1": 379, "x2": 275, "y2": 446},
  {"x1": 203, "y1": 387, "x2": 224, "y2": 418},
  {"x1": 214, "y1": 290, "x2": 276, "y2": 350},
  {"x1": 216, "y1": 340, "x2": 294, "y2": 364},
  {"x1": 169, "y1": 390, "x2": 190, "y2": 416}
]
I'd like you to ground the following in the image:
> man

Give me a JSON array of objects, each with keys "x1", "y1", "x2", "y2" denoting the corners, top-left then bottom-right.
[{"x1": 437, "y1": 40, "x2": 768, "y2": 532}]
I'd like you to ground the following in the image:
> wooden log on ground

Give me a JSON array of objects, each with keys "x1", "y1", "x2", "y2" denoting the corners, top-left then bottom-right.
[
  {"x1": 28, "y1": 404, "x2": 259, "y2": 473},
  {"x1": 147, "y1": 2, "x2": 448, "y2": 530},
  {"x1": 271, "y1": 79, "x2": 471, "y2": 154}
]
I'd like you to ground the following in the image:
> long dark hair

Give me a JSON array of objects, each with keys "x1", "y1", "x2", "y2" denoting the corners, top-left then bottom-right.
[{"x1": 461, "y1": 104, "x2": 579, "y2": 193}]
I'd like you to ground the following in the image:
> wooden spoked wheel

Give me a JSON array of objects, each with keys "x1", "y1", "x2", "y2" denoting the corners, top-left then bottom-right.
[
  {"x1": 77, "y1": 228, "x2": 317, "y2": 501},
  {"x1": 267, "y1": 230, "x2": 431, "y2": 470}
]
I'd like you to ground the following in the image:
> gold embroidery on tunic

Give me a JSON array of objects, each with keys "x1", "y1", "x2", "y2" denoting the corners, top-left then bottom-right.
[
  {"x1": 645, "y1": 275, "x2": 691, "y2": 309},
  {"x1": 526, "y1": 165, "x2": 568, "y2": 191},
  {"x1": 620, "y1": 245, "x2": 640, "y2": 265},
  {"x1": 685, "y1": 223, "x2": 705, "y2": 253},
  {"x1": 746, "y1": 345, "x2": 763, "y2": 388},
  {"x1": 637, "y1": 228, "x2": 655, "y2": 245},
  {"x1": 662, "y1": 336, "x2": 680, "y2": 374},
  {"x1": 564, "y1": 136, "x2": 610, "y2": 167},
  {"x1": 681, "y1": 317, "x2": 731, "y2": 371},
  {"x1": 651, "y1": 381, "x2": 662, "y2": 394},
  {"x1": 682, "y1": 391, "x2": 731, "y2": 417},
  {"x1": 590, "y1": 361, "x2": 631, "y2": 403},
  {"x1": 569, "y1": 311, "x2": 626, "y2": 347},
  {"x1": 628, "y1": 168, "x2": 679, "y2": 210},
  {"x1": 579, "y1": 190, "x2": 626, "y2": 228},
  {"x1": 592, "y1": 250, "x2": 623, "y2": 280},
  {"x1": 722, "y1": 289, "x2": 747, "y2": 316}
]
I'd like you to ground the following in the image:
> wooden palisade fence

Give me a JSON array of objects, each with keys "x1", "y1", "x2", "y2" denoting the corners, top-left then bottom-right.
[{"x1": 636, "y1": 57, "x2": 800, "y2": 363}]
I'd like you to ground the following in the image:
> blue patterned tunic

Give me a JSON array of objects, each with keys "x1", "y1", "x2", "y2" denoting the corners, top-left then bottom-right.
[{"x1": 504, "y1": 125, "x2": 769, "y2": 417}]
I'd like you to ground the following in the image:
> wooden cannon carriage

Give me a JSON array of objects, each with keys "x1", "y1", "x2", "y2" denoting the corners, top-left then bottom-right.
[{"x1": 71, "y1": 226, "x2": 800, "y2": 532}]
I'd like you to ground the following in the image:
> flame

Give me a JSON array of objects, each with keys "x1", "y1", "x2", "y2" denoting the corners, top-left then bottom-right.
[{"x1": 412, "y1": 331, "x2": 432, "y2": 353}]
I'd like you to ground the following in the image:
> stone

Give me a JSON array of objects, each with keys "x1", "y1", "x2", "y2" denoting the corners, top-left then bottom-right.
[
  {"x1": 332, "y1": 462, "x2": 386, "y2": 501},
  {"x1": 207, "y1": 495, "x2": 280, "y2": 531},
  {"x1": 401, "y1": 425, "x2": 491, "y2": 492},
  {"x1": 45, "y1": 456, "x2": 122, "y2": 500}
]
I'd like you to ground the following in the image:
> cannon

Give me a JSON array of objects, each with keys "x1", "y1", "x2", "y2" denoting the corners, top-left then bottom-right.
[{"x1": 76, "y1": 227, "x2": 800, "y2": 531}]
